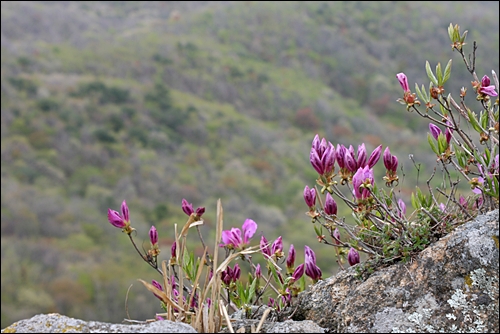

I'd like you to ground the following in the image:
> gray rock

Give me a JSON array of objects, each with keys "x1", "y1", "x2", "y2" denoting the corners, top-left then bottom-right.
[
  {"x1": 290, "y1": 209, "x2": 499, "y2": 333},
  {"x1": 220, "y1": 319, "x2": 326, "y2": 333},
  {"x1": 1, "y1": 313, "x2": 197, "y2": 333}
]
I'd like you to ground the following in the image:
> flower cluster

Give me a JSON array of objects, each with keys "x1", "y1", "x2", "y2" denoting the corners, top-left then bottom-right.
[{"x1": 302, "y1": 23, "x2": 498, "y2": 273}]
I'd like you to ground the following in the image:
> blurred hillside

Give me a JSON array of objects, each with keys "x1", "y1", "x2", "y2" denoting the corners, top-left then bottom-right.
[{"x1": 1, "y1": 1, "x2": 498, "y2": 328}]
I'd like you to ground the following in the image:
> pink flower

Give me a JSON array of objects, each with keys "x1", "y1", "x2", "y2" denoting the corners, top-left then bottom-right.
[
  {"x1": 396, "y1": 73, "x2": 410, "y2": 92},
  {"x1": 107, "y1": 200, "x2": 130, "y2": 229},
  {"x1": 480, "y1": 75, "x2": 498, "y2": 96},
  {"x1": 220, "y1": 219, "x2": 257, "y2": 249}
]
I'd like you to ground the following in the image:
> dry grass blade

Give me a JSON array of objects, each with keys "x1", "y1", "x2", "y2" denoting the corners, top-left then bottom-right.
[
  {"x1": 188, "y1": 247, "x2": 207, "y2": 331},
  {"x1": 208, "y1": 199, "x2": 224, "y2": 333},
  {"x1": 221, "y1": 303, "x2": 234, "y2": 333},
  {"x1": 138, "y1": 279, "x2": 181, "y2": 311},
  {"x1": 255, "y1": 308, "x2": 271, "y2": 333}
]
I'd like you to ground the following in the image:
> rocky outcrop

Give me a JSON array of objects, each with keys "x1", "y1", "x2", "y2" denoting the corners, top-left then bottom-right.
[
  {"x1": 0, "y1": 313, "x2": 197, "y2": 333},
  {"x1": 3, "y1": 210, "x2": 498, "y2": 333},
  {"x1": 290, "y1": 209, "x2": 499, "y2": 333}
]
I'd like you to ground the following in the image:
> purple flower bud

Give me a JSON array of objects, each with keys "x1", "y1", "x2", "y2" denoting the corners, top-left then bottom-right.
[
  {"x1": 336, "y1": 144, "x2": 346, "y2": 169},
  {"x1": 151, "y1": 279, "x2": 163, "y2": 300},
  {"x1": 347, "y1": 248, "x2": 360, "y2": 266},
  {"x1": 344, "y1": 150, "x2": 357, "y2": 173},
  {"x1": 459, "y1": 195, "x2": 467, "y2": 208},
  {"x1": 208, "y1": 269, "x2": 213, "y2": 282},
  {"x1": 383, "y1": 147, "x2": 398, "y2": 172},
  {"x1": 195, "y1": 207, "x2": 205, "y2": 217},
  {"x1": 429, "y1": 123, "x2": 442, "y2": 140},
  {"x1": 221, "y1": 266, "x2": 233, "y2": 285},
  {"x1": 190, "y1": 292, "x2": 198, "y2": 309},
  {"x1": 255, "y1": 263, "x2": 262, "y2": 278},
  {"x1": 310, "y1": 148, "x2": 324, "y2": 175},
  {"x1": 121, "y1": 200, "x2": 130, "y2": 223},
  {"x1": 333, "y1": 228, "x2": 341, "y2": 245},
  {"x1": 272, "y1": 236, "x2": 283, "y2": 256},
  {"x1": 439, "y1": 203, "x2": 446, "y2": 212},
  {"x1": 482, "y1": 75, "x2": 491, "y2": 87},
  {"x1": 107, "y1": 209, "x2": 126, "y2": 228},
  {"x1": 383, "y1": 147, "x2": 392, "y2": 170},
  {"x1": 304, "y1": 246, "x2": 322, "y2": 282},
  {"x1": 292, "y1": 263, "x2": 305, "y2": 281},
  {"x1": 367, "y1": 145, "x2": 382, "y2": 168},
  {"x1": 352, "y1": 166, "x2": 374, "y2": 200},
  {"x1": 286, "y1": 244, "x2": 296, "y2": 269},
  {"x1": 324, "y1": 192, "x2": 337, "y2": 216},
  {"x1": 303, "y1": 185, "x2": 316, "y2": 208},
  {"x1": 268, "y1": 297, "x2": 275, "y2": 308},
  {"x1": 182, "y1": 199, "x2": 194, "y2": 216},
  {"x1": 171, "y1": 241, "x2": 177, "y2": 258},
  {"x1": 321, "y1": 143, "x2": 336, "y2": 175},
  {"x1": 260, "y1": 235, "x2": 271, "y2": 257},
  {"x1": 356, "y1": 143, "x2": 367, "y2": 169},
  {"x1": 396, "y1": 73, "x2": 409, "y2": 92},
  {"x1": 149, "y1": 225, "x2": 158, "y2": 246},
  {"x1": 121, "y1": 200, "x2": 129, "y2": 223},
  {"x1": 233, "y1": 263, "x2": 241, "y2": 281},
  {"x1": 397, "y1": 199, "x2": 406, "y2": 218},
  {"x1": 391, "y1": 155, "x2": 398, "y2": 172},
  {"x1": 312, "y1": 134, "x2": 321, "y2": 152}
]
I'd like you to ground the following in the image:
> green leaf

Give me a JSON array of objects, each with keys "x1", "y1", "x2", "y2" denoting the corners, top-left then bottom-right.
[
  {"x1": 436, "y1": 62, "x2": 443, "y2": 86},
  {"x1": 411, "y1": 192, "x2": 420, "y2": 210},
  {"x1": 467, "y1": 110, "x2": 482, "y2": 133},
  {"x1": 443, "y1": 59, "x2": 452, "y2": 84},
  {"x1": 437, "y1": 133, "x2": 448, "y2": 154},
  {"x1": 415, "y1": 83, "x2": 425, "y2": 102},
  {"x1": 440, "y1": 103, "x2": 448, "y2": 117},
  {"x1": 460, "y1": 30, "x2": 468, "y2": 43},
  {"x1": 426, "y1": 61, "x2": 439, "y2": 86},
  {"x1": 484, "y1": 147, "x2": 491, "y2": 165},
  {"x1": 448, "y1": 23, "x2": 454, "y2": 42},
  {"x1": 480, "y1": 111, "x2": 488, "y2": 130},
  {"x1": 248, "y1": 278, "x2": 257, "y2": 302},
  {"x1": 314, "y1": 225, "x2": 322, "y2": 237},
  {"x1": 427, "y1": 133, "x2": 439, "y2": 155}
]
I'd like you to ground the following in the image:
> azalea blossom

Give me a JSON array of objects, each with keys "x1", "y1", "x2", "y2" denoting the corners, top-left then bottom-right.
[
  {"x1": 347, "y1": 248, "x2": 360, "y2": 266},
  {"x1": 304, "y1": 246, "x2": 322, "y2": 282},
  {"x1": 220, "y1": 219, "x2": 257, "y2": 250},
  {"x1": 479, "y1": 75, "x2": 498, "y2": 97},
  {"x1": 107, "y1": 200, "x2": 133, "y2": 234}
]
